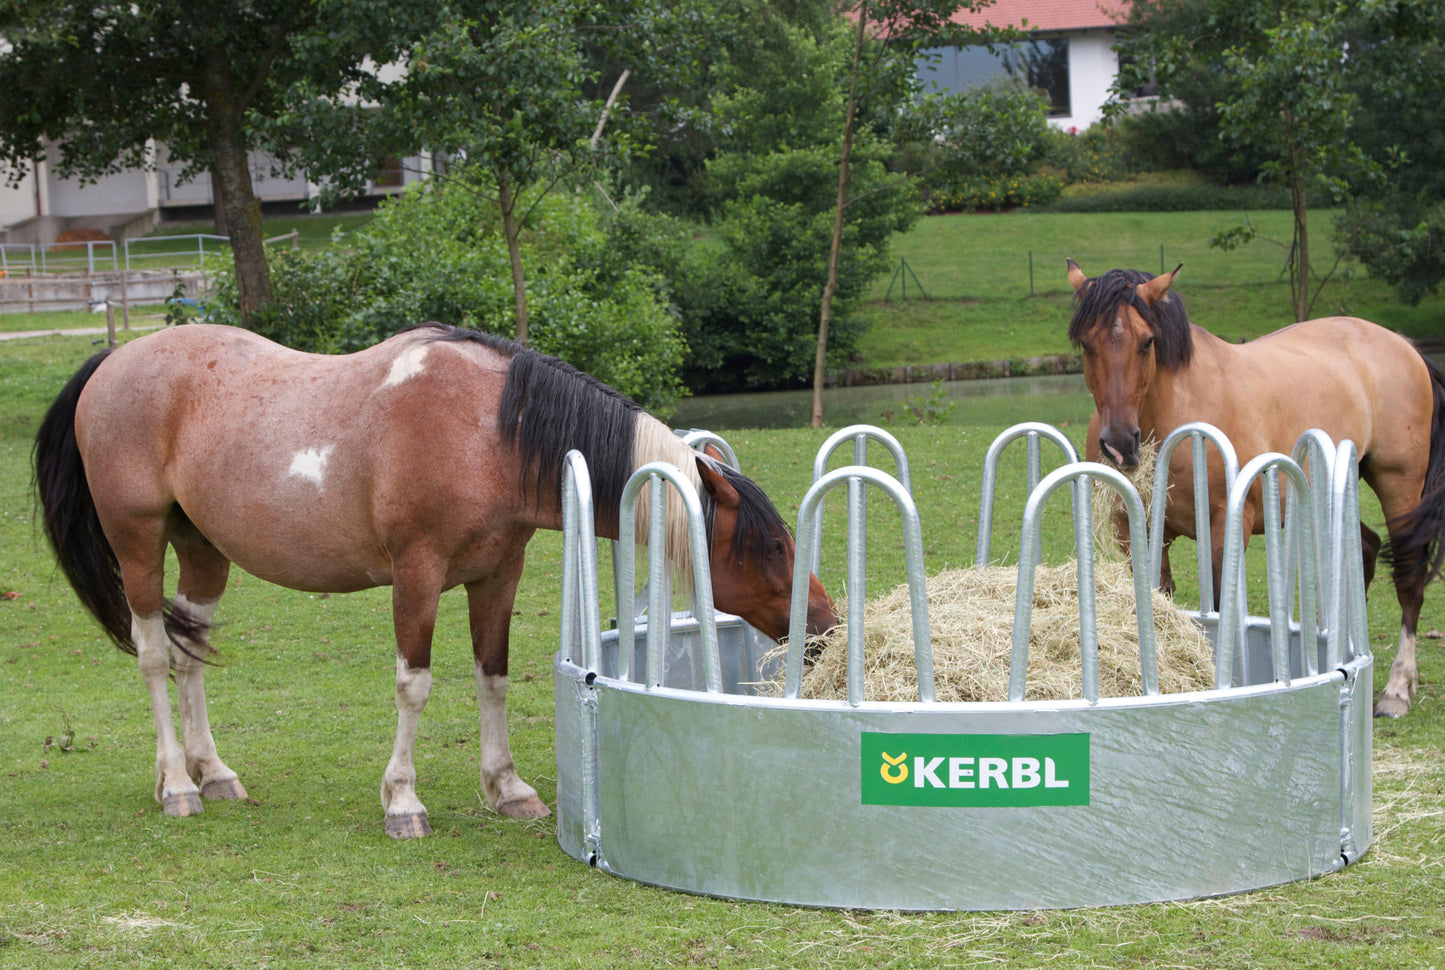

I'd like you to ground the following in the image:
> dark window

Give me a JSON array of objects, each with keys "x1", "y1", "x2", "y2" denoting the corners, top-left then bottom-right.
[{"x1": 919, "y1": 38, "x2": 1072, "y2": 117}]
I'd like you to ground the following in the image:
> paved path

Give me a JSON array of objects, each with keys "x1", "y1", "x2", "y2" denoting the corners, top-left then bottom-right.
[{"x1": 0, "y1": 323, "x2": 164, "y2": 342}]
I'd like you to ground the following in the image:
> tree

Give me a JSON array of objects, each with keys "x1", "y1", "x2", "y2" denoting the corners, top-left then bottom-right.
[
  {"x1": 1334, "y1": 0, "x2": 1445, "y2": 305},
  {"x1": 317, "y1": 0, "x2": 711, "y2": 346},
  {"x1": 1112, "y1": 0, "x2": 1375, "y2": 322},
  {"x1": 1214, "y1": 6, "x2": 1375, "y2": 321},
  {"x1": 0, "y1": 0, "x2": 408, "y2": 325},
  {"x1": 810, "y1": 1, "x2": 1004, "y2": 428}
]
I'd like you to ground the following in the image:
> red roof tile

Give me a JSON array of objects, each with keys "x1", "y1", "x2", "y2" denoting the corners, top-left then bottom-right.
[{"x1": 951, "y1": 0, "x2": 1130, "y2": 32}]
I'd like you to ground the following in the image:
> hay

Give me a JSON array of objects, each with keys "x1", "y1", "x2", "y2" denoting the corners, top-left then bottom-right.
[
  {"x1": 1090, "y1": 438, "x2": 1161, "y2": 562},
  {"x1": 772, "y1": 560, "x2": 1215, "y2": 703}
]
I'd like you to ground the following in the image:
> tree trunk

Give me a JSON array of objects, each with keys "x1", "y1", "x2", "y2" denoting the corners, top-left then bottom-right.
[
  {"x1": 1290, "y1": 173, "x2": 1310, "y2": 322},
  {"x1": 200, "y1": 45, "x2": 271, "y2": 326},
  {"x1": 498, "y1": 169, "x2": 529, "y2": 345},
  {"x1": 811, "y1": 9, "x2": 869, "y2": 430}
]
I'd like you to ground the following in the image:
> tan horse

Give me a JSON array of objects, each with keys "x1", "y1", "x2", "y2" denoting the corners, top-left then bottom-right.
[
  {"x1": 1067, "y1": 260, "x2": 1445, "y2": 718},
  {"x1": 34, "y1": 323, "x2": 836, "y2": 836}
]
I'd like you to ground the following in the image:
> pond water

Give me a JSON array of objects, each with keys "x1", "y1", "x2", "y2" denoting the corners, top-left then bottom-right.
[{"x1": 669, "y1": 372, "x2": 1095, "y2": 431}]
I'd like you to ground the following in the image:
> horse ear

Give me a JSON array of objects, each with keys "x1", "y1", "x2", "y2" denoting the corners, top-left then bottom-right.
[
  {"x1": 1136, "y1": 263, "x2": 1183, "y2": 305},
  {"x1": 1066, "y1": 258, "x2": 1088, "y2": 292},
  {"x1": 695, "y1": 456, "x2": 740, "y2": 509}
]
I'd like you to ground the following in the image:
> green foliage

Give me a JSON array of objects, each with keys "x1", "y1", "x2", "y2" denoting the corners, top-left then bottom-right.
[
  {"x1": 1043, "y1": 125, "x2": 1137, "y2": 185},
  {"x1": 880, "y1": 381, "x2": 956, "y2": 426},
  {"x1": 929, "y1": 172, "x2": 1063, "y2": 213},
  {"x1": 1046, "y1": 181, "x2": 1291, "y2": 213},
  {"x1": 1337, "y1": 196, "x2": 1445, "y2": 307},
  {"x1": 209, "y1": 170, "x2": 688, "y2": 411},
  {"x1": 677, "y1": 143, "x2": 917, "y2": 392}
]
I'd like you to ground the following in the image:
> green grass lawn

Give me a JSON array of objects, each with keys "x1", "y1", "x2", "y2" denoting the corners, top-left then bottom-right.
[
  {"x1": 2, "y1": 334, "x2": 1443, "y2": 968},
  {"x1": 859, "y1": 209, "x2": 1445, "y2": 368}
]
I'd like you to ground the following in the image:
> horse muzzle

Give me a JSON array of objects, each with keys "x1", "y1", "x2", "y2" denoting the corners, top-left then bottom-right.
[{"x1": 1098, "y1": 427, "x2": 1142, "y2": 469}]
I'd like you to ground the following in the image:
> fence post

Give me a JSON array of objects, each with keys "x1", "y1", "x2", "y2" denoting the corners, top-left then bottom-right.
[
  {"x1": 120, "y1": 268, "x2": 131, "y2": 331},
  {"x1": 26, "y1": 267, "x2": 34, "y2": 314},
  {"x1": 105, "y1": 301, "x2": 116, "y2": 348},
  {"x1": 1029, "y1": 250, "x2": 1034, "y2": 296}
]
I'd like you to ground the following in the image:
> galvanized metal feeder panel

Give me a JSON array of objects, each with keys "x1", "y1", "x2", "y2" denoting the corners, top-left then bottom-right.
[{"x1": 553, "y1": 425, "x2": 1373, "y2": 911}]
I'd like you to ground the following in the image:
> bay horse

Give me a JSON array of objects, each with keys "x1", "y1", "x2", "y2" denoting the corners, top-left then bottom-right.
[
  {"x1": 1066, "y1": 259, "x2": 1445, "y2": 718},
  {"x1": 34, "y1": 323, "x2": 837, "y2": 837}
]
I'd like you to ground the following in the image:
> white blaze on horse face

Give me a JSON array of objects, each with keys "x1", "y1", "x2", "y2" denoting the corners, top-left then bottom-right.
[
  {"x1": 288, "y1": 445, "x2": 335, "y2": 488},
  {"x1": 383, "y1": 343, "x2": 430, "y2": 388}
]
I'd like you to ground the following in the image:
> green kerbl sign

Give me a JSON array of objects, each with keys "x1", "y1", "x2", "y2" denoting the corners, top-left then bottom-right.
[{"x1": 861, "y1": 732, "x2": 1090, "y2": 807}]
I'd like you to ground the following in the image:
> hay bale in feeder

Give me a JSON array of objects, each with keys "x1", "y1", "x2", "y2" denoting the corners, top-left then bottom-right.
[{"x1": 777, "y1": 561, "x2": 1215, "y2": 703}]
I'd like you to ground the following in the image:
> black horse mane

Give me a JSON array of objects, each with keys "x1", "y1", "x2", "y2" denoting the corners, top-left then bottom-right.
[
  {"x1": 1068, "y1": 268, "x2": 1194, "y2": 370},
  {"x1": 418, "y1": 325, "x2": 789, "y2": 556}
]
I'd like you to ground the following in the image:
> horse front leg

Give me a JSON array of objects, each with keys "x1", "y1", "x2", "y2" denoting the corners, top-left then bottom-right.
[
  {"x1": 467, "y1": 555, "x2": 550, "y2": 820},
  {"x1": 380, "y1": 562, "x2": 443, "y2": 839}
]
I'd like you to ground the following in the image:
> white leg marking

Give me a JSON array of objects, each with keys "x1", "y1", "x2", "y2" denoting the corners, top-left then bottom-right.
[
  {"x1": 134, "y1": 611, "x2": 202, "y2": 815},
  {"x1": 381, "y1": 657, "x2": 432, "y2": 836},
  {"x1": 475, "y1": 666, "x2": 548, "y2": 817},
  {"x1": 1377, "y1": 624, "x2": 1419, "y2": 718},
  {"x1": 171, "y1": 595, "x2": 247, "y2": 801}
]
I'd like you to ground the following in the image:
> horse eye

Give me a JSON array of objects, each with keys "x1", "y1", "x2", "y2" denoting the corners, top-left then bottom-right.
[
  {"x1": 770, "y1": 538, "x2": 785, "y2": 559},
  {"x1": 1139, "y1": 336, "x2": 1155, "y2": 355},
  {"x1": 1080, "y1": 342, "x2": 1095, "y2": 357}
]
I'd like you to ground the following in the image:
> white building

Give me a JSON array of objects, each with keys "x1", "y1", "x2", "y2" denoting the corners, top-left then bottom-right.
[
  {"x1": 0, "y1": 140, "x2": 431, "y2": 247},
  {"x1": 919, "y1": 0, "x2": 1133, "y2": 131}
]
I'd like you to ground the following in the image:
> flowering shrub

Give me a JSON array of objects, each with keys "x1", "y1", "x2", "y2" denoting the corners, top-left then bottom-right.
[{"x1": 928, "y1": 173, "x2": 1064, "y2": 213}]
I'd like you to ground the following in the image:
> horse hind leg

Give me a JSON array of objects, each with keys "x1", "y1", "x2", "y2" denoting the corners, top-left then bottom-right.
[
  {"x1": 171, "y1": 527, "x2": 248, "y2": 803},
  {"x1": 1371, "y1": 474, "x2": 1433, "y2": 718}
]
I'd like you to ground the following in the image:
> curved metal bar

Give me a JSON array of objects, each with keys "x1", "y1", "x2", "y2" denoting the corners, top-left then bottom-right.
[
  {"x1": 559, "y1": 451, "x2": 602, "y2": 672},
  {"x1": 1327, "y1": 441, "x2": 1369, "y2": 668},
  {"x1": 1215, "y1": 453, "x2": 1317, "y2": 688},
  {"x1": 1010, "y1": 462, "x2": 1156, "y2": 704},
  {"x1": 1289, "y1": 430, "x2": 1336, "y2": 675},
  {"x1": 977, "y1": 422, "x2": 1080, "y2": 566},
  {"x1": 809, "y1": 425, "x2": 912, "y2": 577},
  {"x1": 680, "y1": 429, "x2": 740, "y2": 471},
  {"x1": 1147, "y1": 422, "x2": 1240, "y2": 611},
  {"x1": 614, "y1": 462, "x2": 721, "y2": 692},
  {"x1": 788, "y1": 465, "x2": 932, "y2": 705}
]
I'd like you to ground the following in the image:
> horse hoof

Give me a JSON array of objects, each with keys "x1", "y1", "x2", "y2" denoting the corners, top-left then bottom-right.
[
  {"x1": 1374, "y1": 693, "x2": 1411, "y2": 718},
  {"x1": 162, "y1": 792, "x2": 204, "y2": 817},
  {"x1": 201, "y1": 778, "x2": 249, "y2": 801},
  {"x1": 385, "y1": 813, "x2": 432, "y2": 839},
  {"x1": 496, "y1": 795, "x2": 551, "y2": 820}
]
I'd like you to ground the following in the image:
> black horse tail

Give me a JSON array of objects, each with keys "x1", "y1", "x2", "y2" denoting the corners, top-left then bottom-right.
[
  {"x1": 1382, "y1": 351, "x2": 1445, "y2": 590},
  {"x1": 33, "y1": 351, "x2": 137, "y2": 651},
  {"x1": 33, "y1": 352, "x2": 208, "y2": 656}
]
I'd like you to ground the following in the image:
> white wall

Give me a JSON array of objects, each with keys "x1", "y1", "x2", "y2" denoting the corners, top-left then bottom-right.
[
  {"x1": 1050, "y1": 31, "x2": 1119, "y2": 131},
  {"x1": 44, "y1": 145, "x2": 152, "y2": 218}
]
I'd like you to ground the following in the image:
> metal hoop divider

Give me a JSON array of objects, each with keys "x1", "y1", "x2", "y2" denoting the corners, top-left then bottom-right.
[
  {"x1": 1148, "y1": 422, "x2": 1240, "y2": 612},
  {"x1": 679, "y1": 429, "x2": 740, "y2": 471},
  {"x1": 559, "y1": 451, "x2": 603, "y2": 672},
  {"x1": 613, "y1": 462, "x2": 722, "y2": 692},
  {"x1": 809, "y1": 425, "x2": 912, "y2": 579},
  {"x1": 786, "y1": 465, "x2": 932, "y2": 705},
  {"x1": 1290, "y1": 429, "x2": 1337, "y2": 674},
  {"x1": 1215, "y1": 453, "x2": 1319, "y2": 689},
  {"x1": 1327, "y1": 441, "x2": 1369, "y2": 668},
  {"x1": 1010, "y1": 462, "x2": 1157, "y2": 704},
  {"x1": 557, "y1": 450, "x2": 603, "y2": 863},
  {"x1": 976, "y1": 422, "x2": 1080, "y2": 566}
]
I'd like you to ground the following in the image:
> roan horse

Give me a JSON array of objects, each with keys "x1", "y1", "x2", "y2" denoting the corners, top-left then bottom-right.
[
  {"x1": 1067, "y1": 259, "x2": 1445, "y2": 718},
  {"x1": 34, "y1": 323, "x2": 837, "y2": 837}
]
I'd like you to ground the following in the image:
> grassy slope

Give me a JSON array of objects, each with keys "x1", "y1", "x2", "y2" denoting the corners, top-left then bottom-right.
[
  {"x1": 858, "y1": 209, "x2": 1445, "y2": 367},
  {"x1": 1, "y1": 336, "x2": 1443, "y2": 968}
]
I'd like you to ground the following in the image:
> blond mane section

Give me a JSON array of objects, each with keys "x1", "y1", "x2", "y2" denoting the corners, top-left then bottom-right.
[{"x1": 630, "y1": 415, "x2": 705, "y2": 591}]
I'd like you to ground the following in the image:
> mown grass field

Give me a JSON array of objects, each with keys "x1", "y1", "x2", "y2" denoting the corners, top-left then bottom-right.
[
  {"x1": 2, "y1": 332, "x2": 1443, "y2": 968},
  {"x1": 859, "y1": 209, "x2": 1445, "y2": 368}
]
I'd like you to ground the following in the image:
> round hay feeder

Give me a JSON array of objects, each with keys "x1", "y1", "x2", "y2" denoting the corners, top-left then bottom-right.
[{"x1": 552, "y1": 424, "x2": 1373, "y2": 910}]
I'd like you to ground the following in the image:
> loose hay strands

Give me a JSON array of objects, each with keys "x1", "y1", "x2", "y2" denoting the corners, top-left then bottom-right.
[
  {"x1": 1091, "y1": 438, "x2": 1161, "y2": 563},
  {"x1": 775, "y1": 561, "x2": 1214, "y2": 703}
]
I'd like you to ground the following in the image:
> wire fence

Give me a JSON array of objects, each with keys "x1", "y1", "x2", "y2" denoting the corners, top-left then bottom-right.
[{"x1": 0, "y1": 228, "x2": 300, "y2": 276}]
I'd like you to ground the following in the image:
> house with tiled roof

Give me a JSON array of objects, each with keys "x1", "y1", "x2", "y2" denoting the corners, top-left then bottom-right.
[{"x1": 919, "y1": 0, "x2": 1134, "y2": 130}]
